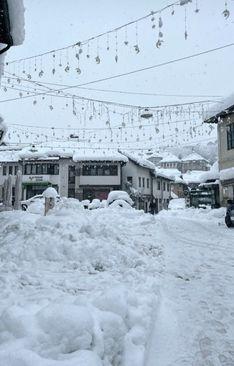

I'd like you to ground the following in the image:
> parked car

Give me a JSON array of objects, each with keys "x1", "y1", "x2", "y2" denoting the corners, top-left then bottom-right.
[
  {"x1": 107, "y1": 191, "x2": 133, "y2": 208},
  {"x1": 225, "y1": 199, "x2": 234, "y2": 228},
  {"x1": 21, "y1": 194, "x2": 60, "y2": 211}
]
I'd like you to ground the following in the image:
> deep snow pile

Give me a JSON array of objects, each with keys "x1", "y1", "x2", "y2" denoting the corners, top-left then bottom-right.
[{"x1": 0, "y1": 202, "x2": 162, "y2": 366}]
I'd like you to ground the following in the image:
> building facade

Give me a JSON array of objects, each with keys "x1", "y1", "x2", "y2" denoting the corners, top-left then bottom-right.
[
  {"x1": 205, "y1": 103, "x2": 234, "y2": 206},
  {"x1": 121, "y1": 154, "x2": 154, "y2": 212},
  {"x1": 181, "y1": 153, "x2": 209, "y2": 173}
]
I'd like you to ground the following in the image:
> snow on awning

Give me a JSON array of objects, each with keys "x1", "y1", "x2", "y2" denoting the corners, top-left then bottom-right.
[
  {"x1": 220, "y1": 167, "x2": 234, "y2": 182},
  {"x1": 200, "y1": 162, "x2": 220, "y2": 183}
]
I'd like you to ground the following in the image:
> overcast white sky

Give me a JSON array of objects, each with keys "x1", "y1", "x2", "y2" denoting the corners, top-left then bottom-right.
[{"x1": 1, "y1": 0, "x2": 234, "y2": 148}]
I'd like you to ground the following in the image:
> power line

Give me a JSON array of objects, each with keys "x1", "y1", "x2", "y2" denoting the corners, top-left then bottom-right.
[
  {"x1": 2, "y1": 43, "x2": 233, "y2": 105},
  {"x1": 0, "y1": 80, "x2": 220, "y2": 110},
  {"x1": 3, "y1": 75, "x2": 223, "y2": 99}
]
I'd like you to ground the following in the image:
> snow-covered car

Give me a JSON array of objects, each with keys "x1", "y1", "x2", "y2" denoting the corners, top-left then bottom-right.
[
  {"x1": 107, "y1": 191, "x2": 133, "y2": 208},
  {"x1": 21, "y1": 194, "x2": 60, "y2": 211}
]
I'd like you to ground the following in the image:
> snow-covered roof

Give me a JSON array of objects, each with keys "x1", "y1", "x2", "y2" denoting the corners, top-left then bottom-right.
[
  {"x1": 73, "y1": 149, "x2": 128, "y2": 162},
  {"x1": 120, "y1": 151, "x2": 155, "y2": 169},
  {"x1": 220, "y1": 167, "x2": 234, "y2": 182},
  {"x1": 0, "y1": 149, "x2": 19, "y2": 162},
  {"x1": 204, "y1": 93, "x2": 234, "y2": 123},
  {"x1": 2, "y1": 143, "x2": 128, "y2": 163},
  {"x1": 154, "y1": 167, "x2": 182, "y2": 181},
  {"x1": 19, "y1": 146, "x2": 73, "y2": 160},
  {"x1": 160, "y1": 153, "x2": 180, "y2": 163},
  {"x1": 182, "y1": 152, "x2": 208, "y2": 163},
  {"x1": 182, "y1": 170, "x2": 204, "y2": 184},
  {"x1": 200, "y1": 162, "x2": 220, "y2": 183}
]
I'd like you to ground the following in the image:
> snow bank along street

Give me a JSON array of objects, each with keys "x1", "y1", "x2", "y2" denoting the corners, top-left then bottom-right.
[{"x1": 0, "y1": 202, "x2": 234, "y2": 365}]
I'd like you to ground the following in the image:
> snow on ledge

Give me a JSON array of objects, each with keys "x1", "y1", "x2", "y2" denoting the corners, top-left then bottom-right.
[
  {"x1": 7, "y1": 0, "x2": 25, "y2": 46},
  {"x1": 220, "y1": 167, "x2": 234, "y2": 182}
]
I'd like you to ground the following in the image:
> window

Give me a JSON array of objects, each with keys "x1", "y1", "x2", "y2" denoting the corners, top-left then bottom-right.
[
  {"x1": 14, "y1": 166, "x2": 18, "y2": 175},
  {"x1": 8, "y1": 166, "x2": 13, "y2": 175},
  {"x1": 227, "y1": 123, "x2": 234, "y2": 150},
  {"x1": 3, "y1": 165, "x2": 7, "y2": 175},
  {"x1": 167, "y1": 183, "x2": 170, "y2": 192},
  {"x1": 147, "y1": 178, "x2": 150, "y2": 189},
  {"x1": 163, "y1": 182, "x2": 166, "y2": 191},
  {"x1": 142, "y1": 177, "x2": 145, "y2": 188},
  {"x1": 157, "y1": 181, "x2": 161, "y2": 190},
  {"x1": 127, "y1": 176, "x2": 133, "y2": 184},
  {"x1": 138, "y1": 177, "x2": 141, "y2": 188},
  {"x1": 24, "y1": 163, "x2": 59, "y2": 175},
  {"x1": 82, "y1": 164, "x2": 118, "y2": 176}
]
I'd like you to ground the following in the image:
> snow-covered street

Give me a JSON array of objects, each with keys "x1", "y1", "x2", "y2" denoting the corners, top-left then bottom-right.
[
  {"x1": 0, "y1": 203, "x2": 233, "y2": 365},
  {"x1": 147, "y1": 209, "x2": 234, "y2": 366}
]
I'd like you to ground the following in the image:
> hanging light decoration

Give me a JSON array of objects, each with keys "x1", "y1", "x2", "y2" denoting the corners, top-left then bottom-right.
[
  {"x1": 140, "y1": 108, "x2": 153, "y2": 119},
  {"x1": 223, "y1": 1, "x2": 230, "y2": 18}
]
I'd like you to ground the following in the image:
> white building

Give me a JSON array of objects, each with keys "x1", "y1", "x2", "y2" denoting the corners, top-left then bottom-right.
[
  {"x1": 204, "y1": 95, "x2": 234, "y2": 205},
  {"x1": 0, "y1": 144, "x2": 128, "y2": 202},
  {"x1": 152, "y1": 168, "x2": 173, "y2": 212},
  {"x1": 181, "y1": 153, "x2": 210, "y2": 173},
  {"x1": 121, "y1": 151, "x2": 154, "y2": 212},
  {"x1": 159, "y1": 153, "x2": 181, "y2": 170}
]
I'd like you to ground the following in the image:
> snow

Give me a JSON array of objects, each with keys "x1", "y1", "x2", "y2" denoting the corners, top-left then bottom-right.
[
  {"x1": 182, "y1": 152, "x2": 208, "y2": 162},
  {"x1": 107, "y1": 190, "x2": 133, "y2": 206},
  {"x1": 120, "y1": 151, "x2": 155, "y2": 170},
  {"x1": 0, "y1": 203, "x2": 234, "y2": 364},
  {"x1": 0, "y1": 204, "x2": 160, "y2": 366},
  {"x1": 7, "y1": 0, "x2": 25, "y2": 46},
  {"x1": 160, "y1": 153, "x2": 180, "y2": 163},
  {"x1": 42, "y1": 187, "x2": 59, "y2": 199},
  {"x1": 182, "y1": 170, "x2": 204, "y2": 184},
  {"x1": 168, "y1": 198, "x2": 186, "y2": 210},
  {"x1": 73, "y1": 149, "x2": 128, "y2": 163},
  {"x1": 1, "y1": 199, "x2": 234, "y2": 365},
  {"x1": 220, "y1": 167, "x2": 234, "y2": 182},
  {"x1": 200, "y1": 161, "x2": 220, "y2": 183},
  {"x1": 0, "y1": 148, "x2": 19, "y2": 162},
  {"x1": 88, "y1": 199, "x2": 101, "y2": 210},
  {"x1": 18, "y1": 145, "x2": 128, "y2": 163},
  {"x1": 154, "y1": 167, "x2": 181, "y2": 182}
]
